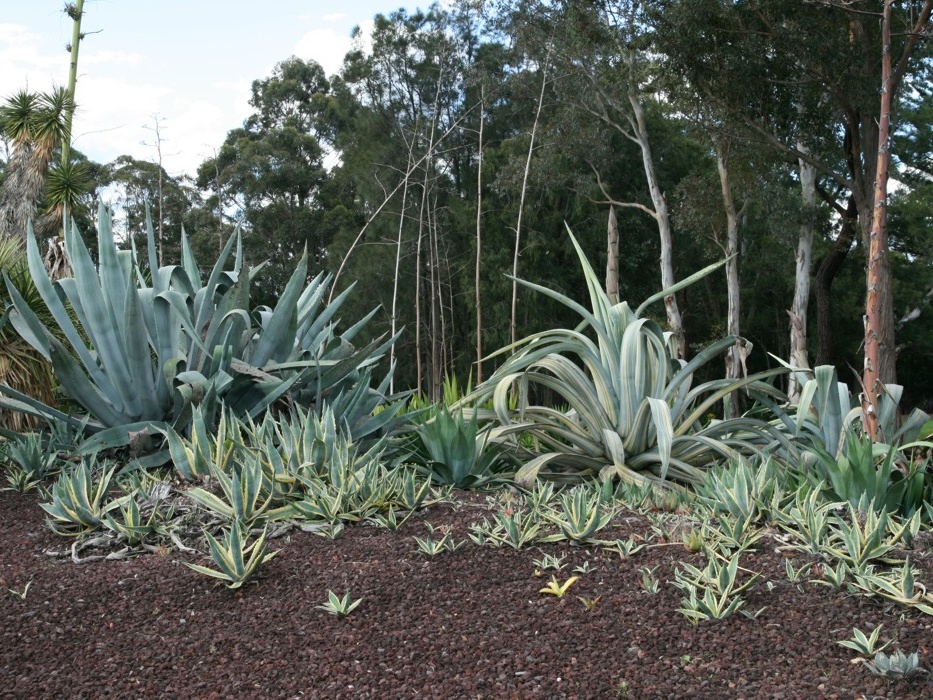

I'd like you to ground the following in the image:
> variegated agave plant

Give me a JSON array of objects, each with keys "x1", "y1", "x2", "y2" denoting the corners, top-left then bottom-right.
[
  {"x1": 0, "y1": 203, "x2": 400, "y2": 456},
  {"x1": 463, "y1": 228, "x2": 787, "y2": 488}
]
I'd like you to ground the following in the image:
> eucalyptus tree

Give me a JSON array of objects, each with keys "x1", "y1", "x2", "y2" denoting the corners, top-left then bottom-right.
[
  {"x1": 197, "y1": 57, "x2": 337, "y2": 306},
  {"x1": 331, "y1": 6, "x2": 479, "y2": 398},
  {"x1": 492, "y1": 0, "x2": 692, "y2": 357},
  {"x1": 106, "y1": 154, "x2": 197, "y2": 266},
  {"x1": 655, "y1": 0, "x2": 933, "y2": 391}
]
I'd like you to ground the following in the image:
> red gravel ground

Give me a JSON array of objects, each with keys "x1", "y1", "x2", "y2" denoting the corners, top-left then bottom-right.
[{"x1": 1, "y1": 487, "x2": 932, "y2": 699}]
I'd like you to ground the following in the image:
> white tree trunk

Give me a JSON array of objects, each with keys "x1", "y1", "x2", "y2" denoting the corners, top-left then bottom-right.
[
  {"x1": 716, "y1": 145, "x2": 743, "y2": 417},
  {"x1": 630, "y1": 94, "x2": 685, "y2": 358},
  {"x1": 475, "y1": 89, "x2": 485, "y2": 384},
  {"x1": 788, "y1": 143, "x2": 817, "y2": 404},
  {"x1": 512, "y1": 52, "x2": 550, "y2": 349}
]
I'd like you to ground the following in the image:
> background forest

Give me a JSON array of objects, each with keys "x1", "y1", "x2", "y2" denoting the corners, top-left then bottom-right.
[{"x1": 3, "y1": 0, "x2": 932, "y2": 408}]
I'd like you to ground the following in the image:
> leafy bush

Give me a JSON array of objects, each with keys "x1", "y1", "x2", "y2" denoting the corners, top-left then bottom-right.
[{"x1": 464, "y1": 229, "x2": 787, "y2": 488}]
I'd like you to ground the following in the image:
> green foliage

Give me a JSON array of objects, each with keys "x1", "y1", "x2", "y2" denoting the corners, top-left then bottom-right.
[
  {"x1": 772, "y1": 486, "x2": 839, "y2": 555},
  {"x1": 763, "y1": 365, "x2": 932, "y2": 517},
  {"x1": 102, "y1": 493, "x2": 159, "y2": 546},
  {"x1": 674, "y1": 552, "x2": 760, "y2": 624},
  {"x1": 851, "y1": 560, "x2": 933, "y2": 615},
  {"x1": 185, "y1": 522, "x2": 277, "y2": 589},
  {"x1": 806, "y1": 428, "x2": 931, "y2": 519},
  {"x1": 821, "y1": 505, "x2": 916, "y2": 575},
  {"x1": 413, "y1": 523, "x2": 463, "y2": 556},
  {"x1": 316, "y1": 590, "x2": 363, "y2": 619},
  {"x1": 0, "y1": 237, "x2": 57, "y2": 432},
  {"x1": 540, "y1": 482, "x2": 614, "y2": 542},
  {"x1": 837, "y1": 625, "x2": 890, "y2": 657},
  {"x1": 465, "y1": 229, "x2": 787, "y2": 488},
  {"x1": 695, "y1": 457, "x2": 787, "y2": 523},
  {"x1": 186, "y1": 454, "x2": 275, "y2": 527},
  {"x1": 863, "y1": 649, "x2": 924, "y2": 679},
  {"x1": 2, "y1": 203, "x2": 398, "y2": 458},
  {"x1": 412, "y1": 406, "x2": 514, "y2": 487},
  {"x1": 639, "y1": 566, "x2": 660, "y2": 594},
  {"x1": 2, "y1": 430, "x2": 60, "y2": 492},
  {"x1": 39, "y1": 460, "x2": 129, "y2": 536},
  {"x1": 468, "y1": 507, "x2": 543, "y2": 550}
]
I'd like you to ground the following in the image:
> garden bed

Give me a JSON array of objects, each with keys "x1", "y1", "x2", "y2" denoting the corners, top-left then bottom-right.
[{"x1": 1, "y1": 487, "x2": 932, "y2": 699}]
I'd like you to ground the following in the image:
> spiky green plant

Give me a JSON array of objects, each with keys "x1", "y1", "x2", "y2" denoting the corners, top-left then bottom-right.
[
  {"x1": 462, "y1": 229, "x2": 787, "y2": 488},
  {"x1": 863, "y1": 649, "x2": 924, "y2": 679},
  {"x1": 103, "y1": 493, "x2": 159, "y2": 546},
  {"x1": 0, "y1": 237, "x2": 57, "y2": 433},
  {"x1": 412, "y1": 406, "x2": 514, "y2": 487},
  {"x1": 1, "y1": 203, "x2": 400, "y2": 456},
  {"x1": 186, "y1": 522, "x2": 277, "y2": 589},
  {"x1": 39, "y1": 459, "x2": 129, "y2": 536},
  {"x1": 186, "y1": 454, "x2": 276, "y2": 526},
  {"x1": 674, "y1": 552, "x2": 760, "y2": 624},
  {"x1": 316, "y1": 590, "x2": 362, "y2": 618},
  {"x1": 540, "y1": 482, "x2": 614, "y2": 542},
  {"x1": 804, "y1": 427, "x2": 931, "y2": 518}
]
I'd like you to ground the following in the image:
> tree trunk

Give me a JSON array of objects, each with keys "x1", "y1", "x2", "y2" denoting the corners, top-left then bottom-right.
[
  {"x1": 512, "y1": 52, "x2": 550, "y2": 349},
  {"x1": 788, "y1": 145, "x2": 817, "y2": 403},
  {"x1": 475, "y1": 88, "x2": 485, "y2": 384},
  {"x1": 629, "y1": 93, "x2": 685, "y2": 359},
  {"x1": 389, "y1": 138, "x2": 414, "y2": 395},
  {"x1": 716, "y1": 144, "x2": 743, "y2": 417},
  {"x1": 814, "y1": 195, "x2": 858, "y2": 367},
  {"x1": 862, "y1": 0, "x2": 894, "y2": 440},
  {"x1": 606, "y1": 205, "x2": 619, "y2": 304}
]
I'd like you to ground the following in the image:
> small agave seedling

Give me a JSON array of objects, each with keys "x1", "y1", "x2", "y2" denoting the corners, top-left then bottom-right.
[
  {"x1": 317, "y1": 590, "x2": 363, "y2": 619},
  {"x1": 186, "y1": 522, "x2": 277, "y2": 589},
  {"x1": 837, "y1": 625, "x2": 890, "y2": 657},
  {"x1": 539, "y1": 575, "x2": 579, "y2": 598},
  {"x1": 863, "y1": 649, "x2": 924, "y2": 679}
]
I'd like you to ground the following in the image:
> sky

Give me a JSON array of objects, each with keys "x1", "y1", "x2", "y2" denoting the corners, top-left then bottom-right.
[{"x1": 0, "y1": 1, "x2": 424, "y2": 178}]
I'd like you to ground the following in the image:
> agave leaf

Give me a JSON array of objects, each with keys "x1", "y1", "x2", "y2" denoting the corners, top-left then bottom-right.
[{"x1": 635, "y1": 257, "x2": 729, "y2": 318}]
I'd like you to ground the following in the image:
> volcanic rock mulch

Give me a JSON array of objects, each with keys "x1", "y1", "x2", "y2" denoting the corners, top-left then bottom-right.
[{"x1": 1, "y1": 488, "x2": 932, "y2": 699}]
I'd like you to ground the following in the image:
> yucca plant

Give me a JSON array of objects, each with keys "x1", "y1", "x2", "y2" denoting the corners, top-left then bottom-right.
[
  {"x1": 1, "y1": 204, "x2": 401, "y2": 457},
  {"x1": 462, "y1": 229, "x2": 787, "y2": 488},
  {"x1": 186, "y1": 522, "x2": 277, "y2": 589}
]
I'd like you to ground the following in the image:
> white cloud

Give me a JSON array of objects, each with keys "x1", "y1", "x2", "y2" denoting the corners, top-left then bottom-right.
[{"x1": 293, "y1": 28, "x2": 354, "y2": 77}]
